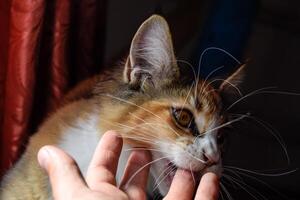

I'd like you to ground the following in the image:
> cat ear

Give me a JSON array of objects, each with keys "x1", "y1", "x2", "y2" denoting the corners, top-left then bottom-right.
[
  {"x1": 124, "y1": 15, "x2": 179, "y2": 90},
  {"x1": 219, "y1": 64, "x2": 246, "y2": 95}
]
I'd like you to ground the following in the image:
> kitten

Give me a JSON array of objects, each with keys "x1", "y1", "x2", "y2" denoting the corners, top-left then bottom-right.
[{"x1": 0, "y1": 15, "x2": 245, "y2": 199}]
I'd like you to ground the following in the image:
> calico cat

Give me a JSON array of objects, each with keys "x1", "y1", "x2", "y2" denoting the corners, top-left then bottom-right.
[{"x1": 0, "y1": 15, "x2": 245, "y2": 199}]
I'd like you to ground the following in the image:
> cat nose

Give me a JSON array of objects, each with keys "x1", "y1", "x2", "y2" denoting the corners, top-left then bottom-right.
[{"x1": 203, "y1": 150, "x2": 220, "y2": 165}]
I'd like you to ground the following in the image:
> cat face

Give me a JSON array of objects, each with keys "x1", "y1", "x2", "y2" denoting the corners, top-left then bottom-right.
[
  {"x1": 126, "y1": 85, "x2": 227, "y2": 195},
  {"x1": 99, "y1": 15, "x2": 244, "y2": 196}
]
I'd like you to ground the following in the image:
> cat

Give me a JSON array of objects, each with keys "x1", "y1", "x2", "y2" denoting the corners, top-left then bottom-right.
[{"x1": 0, "y1": 15, "x2": 245, "y2": 199}]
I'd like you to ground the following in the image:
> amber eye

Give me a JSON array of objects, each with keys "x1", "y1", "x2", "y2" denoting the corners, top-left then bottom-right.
[{"x1": 171, "y1": 107, "x2": 194, "y2": 128}]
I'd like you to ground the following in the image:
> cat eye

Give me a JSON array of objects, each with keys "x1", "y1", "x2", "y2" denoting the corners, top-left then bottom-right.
[{"x1": 171, "y1": 107, "x2": 196, "y2": 131}]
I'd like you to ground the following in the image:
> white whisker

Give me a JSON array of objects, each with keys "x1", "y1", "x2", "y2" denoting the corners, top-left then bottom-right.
[
  {"x1": 194, "y1": 114, "x2": 247, "y2": 142},
  {"x1": 179, "y1": 82, "x2": 194, "y2": 116},
  {"x1": 124, "y1": 147, "x2": 169, "y2": 154},
  {"x1": 189, "y1": 163, "x2": 196, "y2": 186},
  {"x1": 199, "y1": 65, "x2": 225, "y2": 97},
  {"x1": 220, "y1": 182, "x2": 234, "y2": 200},
  {"x1": 204, "y1": 78, "x2": 243, "y2": 97},
  {"x1": 122, "y1": 156, "x2": 170, "y2": 189},
  {"x1": 224, "y1": 166, "x2": 298, "y2": 177},
  {"x1": 197, "y1": 47, "x2": 242, "y2": 99},
  {"x1": 230, "y1": 113, "x2": 290, "y2": 164},
  {"x1": 223, "y1": 175, "x2": 265, "y2": 200},
  {"x1": 176, "y1": 59, "x2": 197, "y2": 85},
  {"x1": 104, "y1": 94, "x2": 181, "y2": 137},
  {"x1": 226, "y1": 168, "x2": 290, "y2": 200},
  {"x1": 153, "y1": 161, "x2": 176, "y2": 191},
  {"x1": 226, "y1": 87, "x2": 277, "y2": 111}
]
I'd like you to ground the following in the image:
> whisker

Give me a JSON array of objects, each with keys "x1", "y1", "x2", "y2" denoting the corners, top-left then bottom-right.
[
  {"x1": 199, "y1": 66, "x2": 225, "y2": 97},
  {"x1": 196, "y1": 47, "x2": 242, "y2": 99},
  {"x1": 120, "y1": 134, "x2": 169, "y2": 146},
  {"x1": 122, "y1": 156, "x2": 170, "y2": 189},
  {"x1": 167, "y1": 143, "x2": 207, "y2": 164},
  {"x1": 139, "y1": 122, "x2": 181, "y2": 137},
  {"x1": 203, "y1": 78, "x2": 243, "y2": 97},
  {"x1": 128, "y1": 112, "x2": 147, "y2": 123},
  {"x1": 223, "y1": 175, "x2": 266, "y2": 200},
  {"x1": 153, "y1": 162, "x2": 177, "y2": 191},
  {"x1": 176, "y1": 59, "x2": 197, "y2": 85},
  {"x1": 230, "y1": 113, "x2": 290, "y2": 164},
  {"x1": 124, "y1": 147, "x2": 169, "y2": 154},
  {"x1": 254, "y1": 90, "x2": 300, "y2": 96},
  {"x1": 98, "y1": 119, "x2": 162, "y2": 143},
  {"x1": 227, "y1": 168, "x2": 290, "y2": 200},
  {"x1": 122, "y1": 121, "x2": 175, "y2": 139},
  {"x1": 219, "y1": 184, "x2": 225, "y2": 200},
  {"x1": 119, "y1": 135, "x2": 160, "y2": 146},
  {"x1": 223, "y1": 168, "x2": 245, "y2": 184},
  {"x1": 99, "y1": 113, "x2": 208, "y2": 164},
  {"x1": 104, "y1": 94, "x2": 163, "y2": 121},
  {"x1": 224, "y1": 166, "x2": 298, "y2": 177},
  {"x1": 194, "y1": 114, "x2": 247, "y2": 143},
  {"x1": 99, "y1": 117, "x2": 175, "y2": 143},
  {"x1": 153, "y1": 163, "x2": 174, "y2": 188},
  {"x1": 104, "y1": 94, "x2": 181, "y2": 137},
  {"x1": 179, "y1": 82, "x2": 194, "y2": 116},
  {"x1": 120, "y1": 129, "x2": 207, "y2": 165},
  {"x1": 189, "y1": 163, "x2": 196, "y2": 187},
  {"x1": 222, "y1": 173, "x2": 241, "y2": 189},
  {"x1": 226, "y1": 87, "x2": 277, "y2": 111},
  {"x1": 220, "y1": 182, "x2": 234, "y2": 200}
]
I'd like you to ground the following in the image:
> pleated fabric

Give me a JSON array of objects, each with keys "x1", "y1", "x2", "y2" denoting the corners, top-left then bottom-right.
[{"x1": 0, "y1": 0, "x2": 107, "y2": 178}]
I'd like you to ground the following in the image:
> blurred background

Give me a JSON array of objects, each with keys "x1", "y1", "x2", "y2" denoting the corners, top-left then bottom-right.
[{"x1": 0, "y1": 0, "x2": 300, "y2": 199}]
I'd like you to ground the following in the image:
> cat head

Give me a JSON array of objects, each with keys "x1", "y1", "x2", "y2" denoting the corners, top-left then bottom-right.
[{"x1": 101, "y1": 15, "x2": 245, "y2": 196}]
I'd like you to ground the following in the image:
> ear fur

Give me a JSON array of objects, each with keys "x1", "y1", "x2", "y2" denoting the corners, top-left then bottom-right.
[
  {"x1": 219, "y1": 64, "x2": 246, "y2": 95},
  {"x1": 124, "y1": 15, "x2": 179, "y2": 90}
]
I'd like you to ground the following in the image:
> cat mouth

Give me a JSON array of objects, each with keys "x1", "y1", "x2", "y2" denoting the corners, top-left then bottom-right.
[
  {"x1": 164, "y1": 160, "x2": 201, "y2": 186},
  {"x1": 164, "y1": 161, "x2": 177, "y2": 185}
]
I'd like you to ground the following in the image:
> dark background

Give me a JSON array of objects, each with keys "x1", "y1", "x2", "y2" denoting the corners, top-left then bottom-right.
[{"x1": 103, "y1": 0, "x2": 300, "y2": 199}]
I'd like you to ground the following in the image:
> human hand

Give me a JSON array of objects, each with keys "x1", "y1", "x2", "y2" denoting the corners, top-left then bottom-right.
[
  {"x1": 38, "y1": 130, "x2": 219, "y2": 200},
  {"x1": 37, "y1": 131, "x2": 151, "y2": 200},
  {"x1": 164, "y1": 170, "x2": 219, "y2": 200}
]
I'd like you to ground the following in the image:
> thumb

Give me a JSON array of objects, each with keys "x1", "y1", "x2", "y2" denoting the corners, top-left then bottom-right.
[{"x1": 37, "y1": 146, "x2": 87, "y2": 199}]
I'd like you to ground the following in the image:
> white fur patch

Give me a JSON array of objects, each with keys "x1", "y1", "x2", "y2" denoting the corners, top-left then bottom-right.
[
  {"x1": 57, "y1": 112, "x2": 102, "y2": 176},
  {"x1": 56, "y1": 112, "x2": 131, "y2": 184}
]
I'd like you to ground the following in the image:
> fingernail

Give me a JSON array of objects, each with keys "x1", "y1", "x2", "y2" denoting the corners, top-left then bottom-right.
[{"x1": 38, "y1": 147, "x2": 51, "y2": 169}]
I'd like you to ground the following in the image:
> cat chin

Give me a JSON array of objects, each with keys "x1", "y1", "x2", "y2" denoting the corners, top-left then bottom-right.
[
  {"x1": 154, "y1": 166, "x2": 223, "y2": 197},
  {"x1": 149, "y1": 154, "x2": 223, "y2": 197},
  {"x1": 202, "y1": 161, "x2": 223, "y2": 178},
  {"x1": 149, "y1": 158, "x2": 175, "y2": 196}
]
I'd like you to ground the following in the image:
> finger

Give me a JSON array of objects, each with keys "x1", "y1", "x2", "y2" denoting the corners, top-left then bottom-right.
[
  {"x1": 86, "y1": 130, "x2": 123, "y2": 190},
  {"x1": 195, "y1": 172, "x2": 219, "y2": 200},
  {"x1": 37, "y1": 145, "x2": 87, "y2": 199},
  {"x1": 164, "y1": 169, "x2": 196, "y2": 200},
  {"x1": 120, "y1": 150, "x2": 151, "y2": 200}
]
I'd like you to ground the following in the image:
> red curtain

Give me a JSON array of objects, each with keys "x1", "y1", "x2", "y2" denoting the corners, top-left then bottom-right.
[{"x1": 0, "y1": 0, "x2": 107, "y2": 178}]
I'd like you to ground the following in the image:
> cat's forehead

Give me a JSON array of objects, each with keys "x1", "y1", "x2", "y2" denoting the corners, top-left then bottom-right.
[{"x1": 164, "y1": 81, "x2": 221, "y2": 113}]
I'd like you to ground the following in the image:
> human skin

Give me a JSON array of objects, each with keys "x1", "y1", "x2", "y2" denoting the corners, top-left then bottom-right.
[{"x1": 37, "y1": 131, "x2": 219, "y2": 200}]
